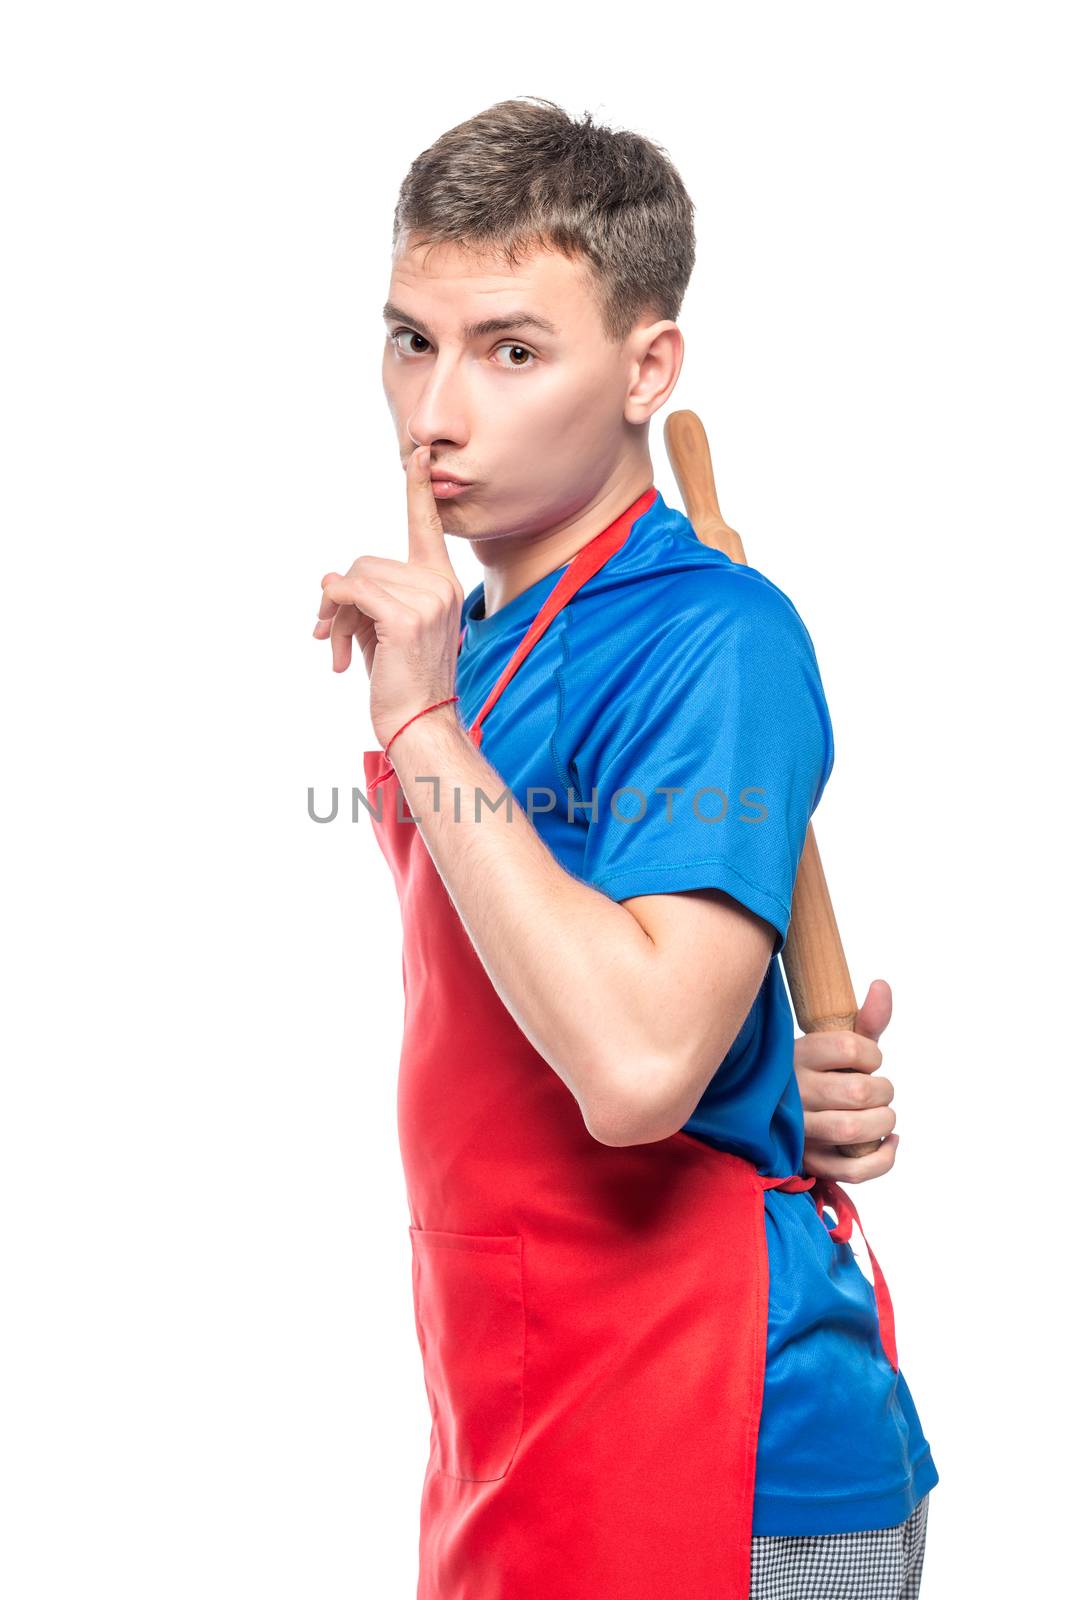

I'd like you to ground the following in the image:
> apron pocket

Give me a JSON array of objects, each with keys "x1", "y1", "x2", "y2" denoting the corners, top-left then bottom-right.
[{"x1": 409, "y1": 1227, "x2": 526, "y2": 1482}]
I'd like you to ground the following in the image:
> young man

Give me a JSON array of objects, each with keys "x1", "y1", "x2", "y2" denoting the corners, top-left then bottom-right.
[{"x1": 316, "y1": 97, "x2": 937, "y2": 1600}]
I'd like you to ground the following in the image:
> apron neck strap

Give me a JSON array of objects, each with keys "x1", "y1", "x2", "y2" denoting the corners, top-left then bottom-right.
[{"x1": 462, "y1": 486, "x2": 657, "y2": 749}]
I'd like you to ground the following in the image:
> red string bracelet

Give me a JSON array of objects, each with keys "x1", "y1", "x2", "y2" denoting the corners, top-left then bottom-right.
[{"x1": 382, "y1": 695, "x2": 460, "y2": 759}]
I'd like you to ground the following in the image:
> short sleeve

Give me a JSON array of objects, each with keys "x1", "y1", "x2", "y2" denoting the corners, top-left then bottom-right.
[{"x1": 568, "y1": 572, "x2": 834, "y2": 959}]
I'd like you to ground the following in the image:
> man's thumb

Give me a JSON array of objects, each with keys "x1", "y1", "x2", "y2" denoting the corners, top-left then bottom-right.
[{"x1": 853, "y1": 977, "x2": 893, "y2": 1042}]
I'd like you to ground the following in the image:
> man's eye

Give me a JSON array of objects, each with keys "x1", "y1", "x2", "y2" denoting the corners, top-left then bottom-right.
[
  {"x1": 389, "y1": 330, "x2": 536, "y2": 369},
  {"x1": 391, "y1": 329, "x2": 431, "y2": 355},
  {"x1": 490, "y1": 343, "x2": 536, "y2": 370}
]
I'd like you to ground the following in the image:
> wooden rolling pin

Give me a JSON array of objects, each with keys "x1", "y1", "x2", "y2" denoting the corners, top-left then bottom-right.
[{"x1": 664, "y1": 409, "x2": 881, "y2": 1160}]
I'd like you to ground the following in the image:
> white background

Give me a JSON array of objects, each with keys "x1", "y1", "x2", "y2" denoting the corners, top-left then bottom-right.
[{"x1": 2, "y1": 4, "x2": 1064, "y2": 1596}]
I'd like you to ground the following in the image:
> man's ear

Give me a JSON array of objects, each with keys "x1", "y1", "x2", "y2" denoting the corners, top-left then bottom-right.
[{"x1": 623, "y1": 320, "x2": 685, "y2": 424}]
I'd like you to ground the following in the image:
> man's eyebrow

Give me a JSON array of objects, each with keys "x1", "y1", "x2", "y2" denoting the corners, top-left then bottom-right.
[{"x1": 382, "y1": 302, "x2": 560, "y2": 340}]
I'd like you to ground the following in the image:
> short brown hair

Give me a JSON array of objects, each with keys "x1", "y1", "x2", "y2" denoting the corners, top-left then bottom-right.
[{"x1": 392, "y1": 96, "x2": 696, "y2": 343}]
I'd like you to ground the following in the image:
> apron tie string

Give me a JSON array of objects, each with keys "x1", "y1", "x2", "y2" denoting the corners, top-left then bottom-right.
[{"x1": 760, "y1": 1173, "x2": 899, "y2": 1372}]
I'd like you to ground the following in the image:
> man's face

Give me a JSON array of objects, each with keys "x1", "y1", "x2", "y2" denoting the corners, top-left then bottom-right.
[{"x1": 381, "y1": 235, "x2": 649, "y2": 543}]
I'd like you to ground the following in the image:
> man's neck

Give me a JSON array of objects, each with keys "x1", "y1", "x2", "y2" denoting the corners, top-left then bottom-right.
[{"x1": 471, "y1": 468, "x2": 654, "y2": 617}]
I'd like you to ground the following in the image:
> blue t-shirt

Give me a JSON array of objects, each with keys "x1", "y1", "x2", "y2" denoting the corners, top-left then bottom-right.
[{"x1": 455, "y1": 487, "x2": 938, "y2": 1534}]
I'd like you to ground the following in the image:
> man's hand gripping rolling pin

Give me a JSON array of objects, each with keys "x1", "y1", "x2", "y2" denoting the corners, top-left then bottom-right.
[{"x1": 796, "y1": 978, "x2": 900, "y2": 1183}]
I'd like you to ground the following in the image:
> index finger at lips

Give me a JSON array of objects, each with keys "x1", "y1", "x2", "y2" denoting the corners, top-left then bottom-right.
[{"x1": 406, "y1": 446, "x2": 457, "y2": 584}]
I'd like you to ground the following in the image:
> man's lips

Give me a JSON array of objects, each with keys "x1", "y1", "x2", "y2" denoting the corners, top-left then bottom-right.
[
  {"x1": 401, "y1": 456, "x2": 474, "y2": 493},
  {"x1": 425, "y1": 468, "x2": 474, "y2": 498}
]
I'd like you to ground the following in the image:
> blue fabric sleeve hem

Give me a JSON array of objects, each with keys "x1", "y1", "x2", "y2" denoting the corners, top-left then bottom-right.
[
  {"x1": 589, "y1": 858, "x2": 790, "y2": 959},
  {"x1": 751, "y1": 1449, "x2": 939, "y2": 1537}
]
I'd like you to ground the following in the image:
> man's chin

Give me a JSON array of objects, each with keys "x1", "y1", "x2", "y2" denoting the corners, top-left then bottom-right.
[{"x1": 438, "y1": 503, "x2": 485, "y2": 539}]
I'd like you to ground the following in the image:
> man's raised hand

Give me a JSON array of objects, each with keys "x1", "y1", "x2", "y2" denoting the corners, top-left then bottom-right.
[{"x1": 313, "y1": 446, "x2": 466, "y2": 749}]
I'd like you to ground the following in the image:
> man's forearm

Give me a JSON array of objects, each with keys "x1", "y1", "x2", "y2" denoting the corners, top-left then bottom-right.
[{"x1": 376, "y1": 708, "x2": 696, "y2": 1145}]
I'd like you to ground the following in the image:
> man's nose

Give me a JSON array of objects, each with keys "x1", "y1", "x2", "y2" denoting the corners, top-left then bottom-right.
[{"x1": 404, "y1": 356, "x2": 470, "y2": 450}]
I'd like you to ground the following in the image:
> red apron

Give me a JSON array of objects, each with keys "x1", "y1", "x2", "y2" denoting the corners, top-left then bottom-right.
[{"x1": 361, "y1": 486, "x2": 897, "y2": 1600}]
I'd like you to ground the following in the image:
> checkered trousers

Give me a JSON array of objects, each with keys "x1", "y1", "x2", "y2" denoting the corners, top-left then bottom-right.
[{"x1": 749, "y1": 1493, "x2": 930, "y2": 1599}]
